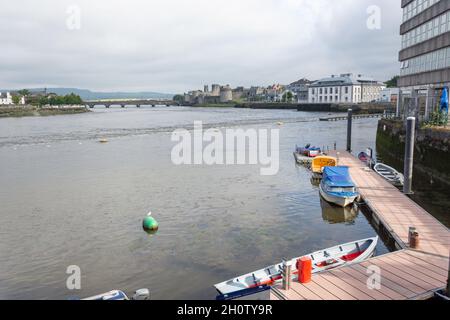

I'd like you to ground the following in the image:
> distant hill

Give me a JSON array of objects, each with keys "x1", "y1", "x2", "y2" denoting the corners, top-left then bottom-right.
[{"x1": 1, "y1": 88, "x2": 174, "y2": 101}]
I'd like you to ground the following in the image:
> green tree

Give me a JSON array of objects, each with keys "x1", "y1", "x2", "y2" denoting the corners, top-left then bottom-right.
[
  {"x1": 12, "y1": 95, "x2": 21, "y2": 105},
  {"x1": 385, "y1": 76, "x2": 399, "y2": 88},
  {"x1": 173, "y1": 94, "x2": 184, "y2": 104},
  {"x1": 18, "y1": 89, "x2": 30, "y2": 97},
  {"x1": 282, "y1": 91, "x2": 294, "y2": 103}
]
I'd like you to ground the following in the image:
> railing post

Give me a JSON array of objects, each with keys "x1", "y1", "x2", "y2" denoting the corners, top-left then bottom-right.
[
  {"x1": 347, "y1": 109, "x2": 353, "y2": 152},
  {"x1": 403, "y1": 117, "x2": 416, "y2": 195},
  {"x1": 396, "y1": 89, "x2": 402, "y2": 118}
]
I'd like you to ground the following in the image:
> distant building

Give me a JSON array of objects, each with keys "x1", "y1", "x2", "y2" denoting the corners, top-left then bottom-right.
[
  {"x1": 0, "y1": 92, "x2": 13, "y2": 105},
  {"x1": 219, "y1": 85, "x2": 233, "y2": 103},
  {"x1": 379, "y1": 88, "x2": 400, "y2": 103},
  {"x1": 308, "y1": 74, "x2": 386, "y2": 104},
  {"x1": 287, "y1": 78, "x2": 312, "y2": 102},
  {"x1": 397, "y1": 0, "x2": 450, "y2": 121}
]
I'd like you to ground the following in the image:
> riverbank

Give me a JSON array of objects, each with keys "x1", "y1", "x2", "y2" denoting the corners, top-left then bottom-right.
[
  {"x1": 0, "y1": 105, "x2": 90, "y2": 118},
  {"x1": 189, "y1": 102, "x2": 395, "y2": 114}
]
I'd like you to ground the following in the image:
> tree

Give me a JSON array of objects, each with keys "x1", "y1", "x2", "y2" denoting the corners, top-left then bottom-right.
[
  {"x1": 173, "y1": 95, "x2": 184, "y2": 104},
  {"x1": 385, "y1": 76, "x2": 399, "y2": 88},
  {"x1": 282, "y1": 91, "x2": 294, "y2": 103},
  {"x1": 12, "y1": 95, "x2": 21, "y2": 105},
  {"x1": 18, "y1": 89, "x2": 30, "y2": 97}
]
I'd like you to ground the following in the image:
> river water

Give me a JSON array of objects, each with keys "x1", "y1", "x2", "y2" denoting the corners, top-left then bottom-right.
[{"x1": 0, "y1": 107, "x2": 394, "y2": 300}]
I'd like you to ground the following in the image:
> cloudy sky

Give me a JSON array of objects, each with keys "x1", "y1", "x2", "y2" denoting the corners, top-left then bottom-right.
[{"x1": 0, "y1": 0, "x2": 402, "y2": 93}]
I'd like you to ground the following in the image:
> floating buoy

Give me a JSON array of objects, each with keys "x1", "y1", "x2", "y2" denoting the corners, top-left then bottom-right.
[
  {"x1": 99, "y1": 139, "x2": 109, "y2": 144},
  {"x1": 143, "y1": 212, "x2": 159, "y2": 232},
  {"x1": 277, "y1": 122, "x2": 284, "y2": 126}
]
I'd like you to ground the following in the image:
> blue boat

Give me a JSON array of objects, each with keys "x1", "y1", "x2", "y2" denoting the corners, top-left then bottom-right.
[{"x1": 319, "y1": 166, "x2": 359, "y2": 207}]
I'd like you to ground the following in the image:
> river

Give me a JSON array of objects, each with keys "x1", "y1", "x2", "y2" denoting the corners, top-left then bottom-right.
[{"x1": 0, "y1": 106, "x2": 396, "y2": 299}]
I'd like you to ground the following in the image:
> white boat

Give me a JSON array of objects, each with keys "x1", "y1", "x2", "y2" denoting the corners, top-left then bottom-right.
[
  {"x1": 214, "y1": 237, "x2": 378, "y2": 296},
  {"x1": 82, "y1": 289, "x2": 150, "y2": 300},
  {"x1": 374, "y1": 163, "x2": 404, "y2": 187},
  {"x1": 319, "y1": 167, "x2": 359, "y2": 208}
]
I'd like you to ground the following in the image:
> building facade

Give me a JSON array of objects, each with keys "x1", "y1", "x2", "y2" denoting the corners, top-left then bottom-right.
[
  {"x1": 0, "y1": 92, "x2": 13, "y2": 105},
  {"x1": 308, "y1": 74, "x2": 385, "y2": 104},
  {"x1": 287, "y1": 78, "x2": 312, "y2": 102},
  {"x1": 398, "y1": 0, "x2": 450, "y2": 120}
]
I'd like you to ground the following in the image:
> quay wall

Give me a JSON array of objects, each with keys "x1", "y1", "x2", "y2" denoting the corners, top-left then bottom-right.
[{"x1": 376, "y1": 118, "x2": 450, "y2": 185}]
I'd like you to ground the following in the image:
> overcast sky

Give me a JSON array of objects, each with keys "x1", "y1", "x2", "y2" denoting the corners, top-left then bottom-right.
[{"x1": 0, "y1": 0, "x2": 402, "y2": 93}]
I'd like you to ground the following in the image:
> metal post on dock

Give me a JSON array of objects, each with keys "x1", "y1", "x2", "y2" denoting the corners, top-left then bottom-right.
[
  {"x1": 346, "y1": 109, "x2": 353, "y2": 152},
  {"x1": 403, "y1": 117, "x2": 416, "y2": 195}
]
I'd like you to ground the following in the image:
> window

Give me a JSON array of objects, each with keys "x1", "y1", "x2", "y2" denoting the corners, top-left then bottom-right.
[
  {"x1": 319, "y1": 88, "x2": 322, "y2": 94},
  {"x1": 335, "y1": 96, "x2": 338, "y2": 101},
  {"x1": 401, "y1": 11, "x2": 450, "y2": 49},
  {"x1": 325, "y1": 88, "x2": 328, "y2": 94},
  {"x1": 400, "y1": 47, "x2": 450, "y2": 76},
  {"x1": 403, "y1": 0, "x2": 439, "y2": 23},
  {"x1": 345, "y1": 87, "x2": 349, "y2": 94}
]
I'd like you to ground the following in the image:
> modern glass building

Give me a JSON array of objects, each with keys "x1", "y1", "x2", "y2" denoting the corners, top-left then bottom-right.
[{"x1": 398, "y1": 0, "x2": 450, "y2": 120}]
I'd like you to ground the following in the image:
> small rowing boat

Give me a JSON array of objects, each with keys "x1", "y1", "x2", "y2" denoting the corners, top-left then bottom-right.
[
  {"x1": 83, "y1": 289, "x2": 150, "y2": 300},
  {"x1": 374, "y1": 163, "x2": 404, "y2": 187},
  {"x1": 214, "y1": 237, "x2": 378, "y2": 296},
  {"x1": 312, "y1": 156, "x2": 337, "y2": 174},
  {"x1": 319, "y1": 166, "x2": 359, "y2": 207}
]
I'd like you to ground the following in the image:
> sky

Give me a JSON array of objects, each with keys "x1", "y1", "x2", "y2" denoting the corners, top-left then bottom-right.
[{"x1": 0, "y1": 0, "x2": 402, "y2": 94}]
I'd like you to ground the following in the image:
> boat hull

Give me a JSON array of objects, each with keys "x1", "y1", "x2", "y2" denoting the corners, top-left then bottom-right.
[
  {"x1": 319, "y1": 183, "x2": 357, "y2": 207},
  {"x1": 215, "y1": 237, "x2": 378, "y2": 296},
  {"x1": 374, "y1": 163, "x2": 404, "y2": 187}
]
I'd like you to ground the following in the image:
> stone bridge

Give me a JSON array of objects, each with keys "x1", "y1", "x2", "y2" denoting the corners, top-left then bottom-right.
[{"x1": 85, "y1": 100, "x2": 179, "y2": 108}]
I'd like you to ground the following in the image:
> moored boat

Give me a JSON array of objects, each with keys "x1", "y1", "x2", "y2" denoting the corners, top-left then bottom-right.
[
  {"x1": 214, "y1": 237, "x2": 378, "y2": 296},
  {"x1": 319, "y1": 166, "x2": 359, "y2": 207},
  {"x1": 312, "y1": 156, "x2": 338, "y2": 174},
  {"x1": 374, "y1": 163, "x2": 404, "y2": 187}
]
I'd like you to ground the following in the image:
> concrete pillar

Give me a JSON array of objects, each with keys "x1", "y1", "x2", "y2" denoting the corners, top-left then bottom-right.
[
  {"x1": 403, "y1": 117, "x2": 416, "y2": 195},
  {"x1": 347, "y1": 109, "x2": 353, "y2": 152}
]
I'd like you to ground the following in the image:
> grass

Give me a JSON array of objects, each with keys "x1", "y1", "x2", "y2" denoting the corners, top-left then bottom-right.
[{"x1": 0, "y1": 106, "x2": 90, "y2": 118}]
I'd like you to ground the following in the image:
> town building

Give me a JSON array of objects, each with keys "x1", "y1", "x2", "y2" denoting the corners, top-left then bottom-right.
[
  {"x1": 0, "y1": 92, "x2": 26, "y2": 105},
  {"x1": 287, "y1": 78, "x2": 312, "y2": 102},
  {"x1": 398, "y1": 0, "x2": 450, "y2": 121},
  {"x1": 0, "y1": 92, "x2": 13, "y2": 105},
  {"x1": 308, "y1": 74, "x2": 386, "y2": 104},
  {"x1": 379, "y1": 88, "x2": 400, "y2": 104}
]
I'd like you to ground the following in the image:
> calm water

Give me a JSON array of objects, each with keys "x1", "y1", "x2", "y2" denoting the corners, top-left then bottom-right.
[{"x1": 0, "y1": 107, "x2": 390, "y2": 300}]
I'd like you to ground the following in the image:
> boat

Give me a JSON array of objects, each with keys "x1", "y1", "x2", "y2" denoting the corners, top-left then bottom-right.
[
  {"x1": 295, "y1": 144, "x2": 321, "y2": 158},
  {"x1": 374, "y1": 163, "x2": 404, "y2": 187},
  {"x1": 358, "y1": 152, "x2": 370, "y2": 163},
  {"x1": 83, "y1": 289, "x2": 150, "y2": 300},
  {"x1": 312, "y1": 156, "x2": 338, "y2": 174},
  {"x1": 319, "y1": 166, "x2": 359, "y2": 207},
  {"x1": 214, "y1": 237, "x2": 378, "y2": 296}
]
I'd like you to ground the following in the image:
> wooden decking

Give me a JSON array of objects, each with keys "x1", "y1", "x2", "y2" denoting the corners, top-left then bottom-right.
[{"x1": 273, "y1": 151, "x2": 449, "y2": 300}]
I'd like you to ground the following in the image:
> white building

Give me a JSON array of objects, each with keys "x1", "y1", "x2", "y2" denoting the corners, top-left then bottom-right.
[
  {"x1": 308, "y1": 74, "x2": 386, "y2": 104},
  {"x1": 0, "y1": 92, "x2": 13, "y2": 105},
  {"x1": 379, "y1": 88, "x2": 400, "y2": 103}
]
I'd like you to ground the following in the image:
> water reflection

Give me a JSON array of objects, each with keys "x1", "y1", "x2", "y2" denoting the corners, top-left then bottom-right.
[{"x1": 320, "y1": 197, "x2": 358, "y2": 225}]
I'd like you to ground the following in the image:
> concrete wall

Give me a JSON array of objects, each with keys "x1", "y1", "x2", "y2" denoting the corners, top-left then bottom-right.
[{"x1": 377, "y1": 118, "x2": 450, "y2": 185}]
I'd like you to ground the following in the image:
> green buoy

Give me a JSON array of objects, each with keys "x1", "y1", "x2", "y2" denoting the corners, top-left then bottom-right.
[{"x1": 143, "y1": 212, "x2": 159, "y2": 232}]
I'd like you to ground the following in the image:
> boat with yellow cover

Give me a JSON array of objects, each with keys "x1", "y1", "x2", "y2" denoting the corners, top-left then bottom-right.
[{"x1": 312, "y1": 156, "x2": 337, "y2": 174}]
